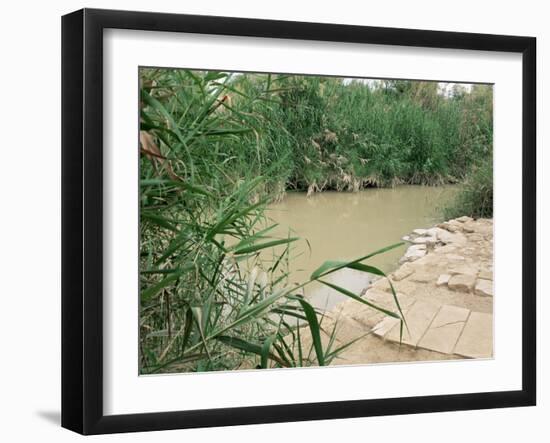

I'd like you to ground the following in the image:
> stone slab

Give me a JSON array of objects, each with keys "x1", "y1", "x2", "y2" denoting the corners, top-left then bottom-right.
[
  {"x1": 417, "y1": 305, "x2": 470, "y2": 354},
  {"x1": 385, "y1": 300, "x2": 441, "y2": 347},
  {"x1": 436, "y1": 274, "x2": 451, "y2": 286},
  {"x1": 412, "y1": 236, "x2": 437, "y2": 245},
  {"x1": 454, "y1": 312, "x2": 493, "y2": 358},
  {"x1": 413, "y1": 228, "x2": 428, "y2": 236},
  {"x1": 438, "y1": 230, "x2": 468, "y2": 246},
  {"x1": 392, "y1": 263, "x2": 415, "y2": 281},
  {"x1": 475, "y1": 278, "x2": 493, "y2": 297},
  {"x1": 372, "y1": 315, "x2": 402, "y2": 338},
  {"x1": 448, "y1": 273, "x2": 476, "y2": 292},
  {"x1": 478, "y1": 270, "x2": 493, "y2": 280},
  {"x1": 448, "y1": 263, "x2": 479, "y2": 276},
  {"x1": 410, "y1": 272, "x2": 436, "y2": 283}
]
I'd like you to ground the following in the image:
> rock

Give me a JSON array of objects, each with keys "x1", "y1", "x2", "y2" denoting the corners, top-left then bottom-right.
[
  {"x1": 447, "y1": 220, "x2": 463, "y2": 232},
  {"x1": 411, "y1": 272, "x2": 435, "y2": 283},
  {"x1": 418, "y1": 305, "x2": 470, "y2": 354},
  {"x1": 425, "y1": 227, "x2": 445, "y2": 238},
  {"x1": 462, "y1": 222, "x2": 477, "y2": 233},
  {"x1": 385, "y1": 300, "x2": 441, "y2": 347},
  {"x1": 454, "y1": 312, "x2": 493, "y2": 358},
  {"x1": 447, "y1": 254, "x2": 466, "y2": 262},
  {"x1": 436, "y1": 244, "x2": 457, "y2": 254},
  {"x1": 438, "y1": 221, "x2": 462, "y2": 233},
  {"x1": 448, "y1": 274, "x2": 476, "y2": 292},
  {"x1": 413, "y1": 228, "x2": 428, "y2": 236},
  {"x1": 436, "y1": 274, "x2": 451, "y2": 286},
  {"x1": 401, "y1": 235, "x2": 411, "y2": 242},
  {"x1": 455, "y1": 216, "x2": 474, "y2": 223},
  {"x1": 330, "y1": 316, "x2": 368, "y2": 342},
  {"x1": 478, "y1": 270, "x2": 493, "y2": 280},
  {"x1": 412, "y1": 236, "x2": 437, "y2": 245},
  {"x1": 372, "y1": 315, "x2": 401, "y2": 338},
  {"x1": 392, "y1": 263, "x2": 415, "y2": 281},
  {"x1": 437, "y1": 230, "x2": 467, "y2": 245},
  {"x1": 474, "y1": 279, "x2": 493, "y2": 297},
  {"x1": 363, "y1": 289, "x2": 415, "y2": 311},
  {"x1": 400, "y1": 244, "x2": 427, "y2": 263},
  {"x1": 448, "y1": 263, "x2": 478, "y2": 276},
  {"x1": 475, "y1": 224, "x2": 493, "y2": 236},
  {"x1": 468, "y1": 233, "x2": 484, "y2": 242},
  {"x1": 371, "y1": 278, "x2": 392, "y2": 292}
]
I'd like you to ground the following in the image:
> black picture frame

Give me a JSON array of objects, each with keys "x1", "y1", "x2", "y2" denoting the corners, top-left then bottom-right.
[{"x1": 61, "y1": 8, "x2": 537, "y2": 435}]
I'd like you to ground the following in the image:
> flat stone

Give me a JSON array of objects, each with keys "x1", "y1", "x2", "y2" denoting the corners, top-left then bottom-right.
[
  {"x1": 448, "y1": 263, "x2": 478, "y2": 276},
  {"x1": 392, "y1": 263, "x2": 415, "y2": 281},
  {"x1": 448, "y1": 274, "x2": 476, "y2": 292},
  {"x1": 475, "y1": 279, "x2": 493, "y2": 297},
  {"x1": 447, "y1": 253, "x2": 466, "y2": 262},
  {"x1": 371, "y1": 277, "x2": 392, "y2": 292},
  {"x1": 364, "y1": 290, "x2": 416, "y2": 311},
  {"x1": 436, "y1": 245, "x2": 457, "y2": 254},
  {"x1": 400, "y1": 244, "x2": 427, "y2": 263},
  {"x1": 372, "y1": 315, "x2": 402, "y2": 338},
  {"x1": 385, "y1": 300, "x2": 441, "y2": 347},
  {"x1": 455, "y1": 216, "x2": 474, "y2": 223},
  {"x1": 338, "y1": 290, "x2": 414, "y2": 329},
  {"x1": 438, "y1": 230, "x2": 468, "y2": 245},
  {"x1": 431, "y1": 305, "x2": 470, "y2": 328},
  {"x1": 454, "y1": 312, "x2": 493, "y2": 358},
  {"x1": 438, "y1": 221, "x2": 462, "y2": 233},
  {"x1": 412, "y1": 236, "x2": 437, "y2": 245},
  {"x1": 297, "y1": 323, "x2": 340, "y2": 350},
  {"x1": 413, "y1": 228, "x2": 428, "y2": 236},
  {"x1": 425, "y1": 227, "x2": 446, "y2": 238},
  {"x1": 410, "y1": 272, "x2": 435, "y2": 283},
  {"x1": 333, "y1": 297, "x2": 376, "y2": 321},
  {"x1": 475, "y1": 224, "x2": 493, "y2": 236},
  {"x1": 462, "y1": 222, "x2": 478, "y2": 233},
  {"x1": 401, "y1": 235, "x2": 411, "y2": 242},
  {"x1": 418, "y1": 305, "x2": 470, "y2": 354},
  {"x1": 468, "y1": 233, "x2": 484, "y2": 242},
  {"x1": 436, "y1": 274, "x2": 451, "y2": 286},
  {"x1": 331, "y1": 315, "x2": 369, "y2": 342},
  {"x1": 478, "y1": 270, "x2": 493, "y2": 280}
]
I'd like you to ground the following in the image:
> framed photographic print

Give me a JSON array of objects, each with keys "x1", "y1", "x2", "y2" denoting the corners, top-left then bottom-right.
[{"x1": 61, "y1": 8, "x2": 536, "y2": 435}]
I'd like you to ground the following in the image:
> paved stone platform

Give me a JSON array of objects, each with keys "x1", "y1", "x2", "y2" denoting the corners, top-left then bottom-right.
[
  {"x1": 316, "y1": 217, "x2": 494, "y2": 365},
  {"x1": 372, "y1": 300, "x2": 493, "y2": 358}
]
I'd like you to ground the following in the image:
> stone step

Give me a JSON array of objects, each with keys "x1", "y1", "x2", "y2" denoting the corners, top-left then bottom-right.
[
  {"x1": 372, "y1": 302, "x2": 493, "y2": 359},
  {"x1": 454, "y1": 311, "x2": 493, "y2": 358},
  {"x1": 418, "y1": 305, "x2": 470, "y2": 354}
]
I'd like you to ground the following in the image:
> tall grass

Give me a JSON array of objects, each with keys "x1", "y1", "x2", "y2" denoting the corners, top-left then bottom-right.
[
  {"x1": 139, "y1": 69, "x2": 407, "y2": 373},
  {"x1": 444, "y1": 157, "x2": 493, "y2": 219}
]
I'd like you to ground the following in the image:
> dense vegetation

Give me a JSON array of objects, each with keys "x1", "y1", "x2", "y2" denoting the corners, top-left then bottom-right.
[
  {"x1": 445, "y1": 156, "x2": 493, "y2": 218},
  {"x1": 138, "y1": 69, "x2": 492, "y2": 373}
]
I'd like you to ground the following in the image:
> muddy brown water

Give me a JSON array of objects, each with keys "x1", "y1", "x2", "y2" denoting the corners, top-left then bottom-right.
[{"x1": 265, "y1": 186, "x2": 457, "y2": 310}]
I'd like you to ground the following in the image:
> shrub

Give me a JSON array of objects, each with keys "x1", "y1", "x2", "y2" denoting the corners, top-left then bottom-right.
[{"x1": 445, "y1": 158, "x2": 493, "y2": 219}]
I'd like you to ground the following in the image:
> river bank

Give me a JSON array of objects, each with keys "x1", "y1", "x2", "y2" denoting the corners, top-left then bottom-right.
[{"x1": 302, "y1": 216, "x2": 494, "y2": 365}]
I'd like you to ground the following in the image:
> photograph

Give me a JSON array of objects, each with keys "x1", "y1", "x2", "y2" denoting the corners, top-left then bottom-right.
[{"x1": 138, "y1": 68, "x2": 494, "y2": 375}]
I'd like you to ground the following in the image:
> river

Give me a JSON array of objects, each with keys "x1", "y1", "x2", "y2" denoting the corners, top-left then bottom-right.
[{"x1": 265, "y1": 185, "x2": 456, "y2": 310}]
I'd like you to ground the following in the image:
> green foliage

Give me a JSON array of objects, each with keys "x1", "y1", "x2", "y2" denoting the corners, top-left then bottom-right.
[
  {"x1": 139, "y1": 69, "x2": 407, "y2": 374},
  {"x1": 445, "y1": 157, "x2": 494, "y2": 219}
]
